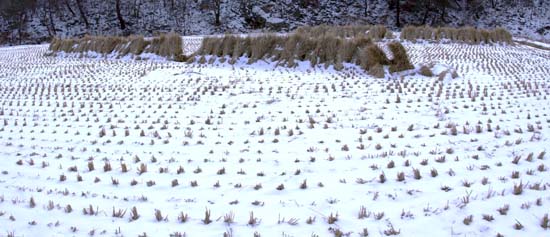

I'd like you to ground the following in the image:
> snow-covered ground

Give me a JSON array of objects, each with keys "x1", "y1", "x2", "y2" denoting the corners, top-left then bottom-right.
[{"x1": 0, "y1": 42, "x2": 549, "y2": 236}]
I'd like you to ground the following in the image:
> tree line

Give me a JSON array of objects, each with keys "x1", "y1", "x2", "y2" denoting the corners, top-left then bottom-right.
[{"x1": 0, "y1": 0, "x2": 542, "y2": 44}]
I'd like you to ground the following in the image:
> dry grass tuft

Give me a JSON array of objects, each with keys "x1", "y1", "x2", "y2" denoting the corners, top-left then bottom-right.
[
  {"x1": 327, "y1": 212, "x2": 338, "y2": 224},
  {"x1": 177, "y1": 212, "x2": 189, "y2": 223},
  {"x1": 223, "y1": 211, "x2": 235, "y2": 224},
  {"x1": 154, "y1": 209, "x2": 167, "y2": 222},
  {"x1": 112, "y1": 207, "x2": 126, "y2": 218},
  {"x1": 248, "y1": 211, "x2": 259, "y2": 226},
  {"x1": 29, "y1": 197, "x2": 36, "y2": 208},
  {"x1": 358, "y1": 205, "x2": 368, "y2": 219},
  {"x1": 202, "y1": 208, "x2": 212, "y2": 224},
  {"x1": 130, "y1": 206, "x2": 140, "y2": 221},
  {"x1": 513, "y1": 181, "x2": 524, "y2": 195},
  {"x1": 463, "y1": 215, "x2": 473, "y2": 225},
  {"x1": 541, "y1": 214, "x2": 549, "y2": 229},
  {"x1": 383, "y1": 223, "x2": 401, "y2": 236}
]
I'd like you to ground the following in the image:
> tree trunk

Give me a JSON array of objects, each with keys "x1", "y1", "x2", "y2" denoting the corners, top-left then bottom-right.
[
  {"x1": 48, "y1": 0, "x2": 57, "y2": 35},
  {"x1": 213, "y1": 0, "x2": 221, "y2": 26},
  {"x1": 395, "y1": 0, "x2": 401, "y2": 27},
  {"x1": 75, "y1": 0, "x2": 89, "y2": 29},
  {"x1": 18, "y1": 12, "x2": 27, "y2": 44},
  {"x1": 422, "y1": 6, "x2": 430, "y2": 25},
  {"x1": 440, "y1": 5, "x2": 446, "y2": 23},
  {"x1": 215, "y1": 12, "x2": 220, "y2": 26},
  {"x1": 363, "y1": 0, "x2": 368, "y2": 17},
  {"x1": 116, "y1": 0, "x2": 126, "y2": 30}
]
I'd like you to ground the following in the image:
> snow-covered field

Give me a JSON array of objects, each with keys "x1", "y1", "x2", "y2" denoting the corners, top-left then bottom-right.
[{"x1": 0, "y1": 42, "x2": 549, "y2": 237}]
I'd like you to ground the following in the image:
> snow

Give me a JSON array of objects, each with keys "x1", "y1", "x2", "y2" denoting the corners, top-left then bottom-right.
[{"x1": 0, "y1": 41, "x2": 549, "y2": 236}]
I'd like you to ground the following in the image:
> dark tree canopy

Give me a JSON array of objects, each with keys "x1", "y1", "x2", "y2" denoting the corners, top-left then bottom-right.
[{"x1": 0, "y1": 0, "x2": 36, "y2": 18}]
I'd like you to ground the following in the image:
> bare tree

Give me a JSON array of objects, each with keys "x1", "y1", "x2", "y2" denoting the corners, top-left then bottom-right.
[
  {"x1": 213, "y1": 0, "x2": 222, "y2": 26},
  {"x1": 363, "y1": 0, "x2": 369, "y2": 17},
  {"x1": 131, "y1": 0, "x2": 141, "y2": 18},
  {"x1": 47, "y1": 0, "x2": 58, "y2": 35},
  {"x1": 167, "y1": 0, "x2": 189, "y2": 34},
  {"x1": 63, "y1": 0, "x2": 76, "y2": 17},
  {"x1": 36, "y1": 0, "x2": 58, "y2": 37},
  {"x1": 75, "y1": 0, "x2": 89, "y2": 29},
  {"x1": 390, "y1": 0, "x2": 401, "y2": 27},
  {"x1": 115, "y1": 0, "x2": 126, "y2": 30},
  {"x1": 0, "y1": 0, "x2": 36, "y2": 43}
]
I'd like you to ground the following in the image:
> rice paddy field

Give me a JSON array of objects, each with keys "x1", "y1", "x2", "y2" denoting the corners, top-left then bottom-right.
[{"x1": 0, "y1": 39, "x2": 549, "y2": 236}]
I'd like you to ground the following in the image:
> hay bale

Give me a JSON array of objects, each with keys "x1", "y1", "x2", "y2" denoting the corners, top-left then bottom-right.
[
  {"x1": 123, "y1": 36, "x2": 148, "y2": 55},
  {"x1": 221, "y1": 35, "x2": 238, "y2": 57},
  {"x1": 144, "y1": 37, "x2": 161, "y2": 55},
  {"x1": 351, "y1": 37, "x2": 373, "y2": 63},
  {"x1": 421, "y1": 26, "x2": 434, "y2": 40},
  {"x1": 401, "y1": 26, "x2": 512, "y2": 44},
  {"x1": 156, "y1": 32, "x2": 183, "y2": 59},
  {"x1": 419, "y1": 65, "x2": 433, "y2": 77},
  {"x1": 337, "y1": 38, "x2": 358, "y2": 63},
  {"x1": 279, "y1": 33, "x2": 301, "y2": 66},
  {"x1": 360, "y1": 44, "x2": 389, "y2": 70},
  {"x1": 480, "y1": 30, "x2": 491, "y2": 44},
  {"x1": 47, "y1": 33, "x2": 183, "y2": 60},
  {"x1": 295, "y1": 24, "x2": 389, "y2": 40},
  {"x1": 59, "y1": 39, "x2": 76, "y2": 53},
  {"x1": 100, "y1": 36, "x2": 123, "y2": 54},
  {"x1": 48, "y1": 37, "x2": 62, "y2": 51},
  {"x1": 249, "y1": 34, "x2": 280, "y2": 63},
  {"x1": 270, "y1": 36, "x2": 288, "y2": 61},
  {"x1": 388, "y1": 41, "x2": 414, "y2": 73},
  {"x1": 315, "y1": 35, "x2": 342, "y2": 67},
  {"x1": 232, "y1": 37, "x2": 250, "y2": 60},
  {"x1": 368, "y1": 64, "x2": 385, "y2": 78},
  {"x1": 188, "y1": 25, "x2": 413, "y2": 75},
  {"x1": 400, "y1": 26, "x2": 416, "y2": 41},
  {"x1": 492, "y1": 27, "x2": 513, "y2": 44},
  {"x1": 199, "y1": 37, "x2": 218, "y2": 55},
  {"x1": 366, "y1": 25, "x2": 388, "y2": 40}
]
